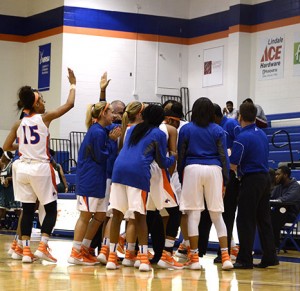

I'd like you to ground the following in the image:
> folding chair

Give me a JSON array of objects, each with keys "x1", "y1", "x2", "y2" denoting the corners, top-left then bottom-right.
[{"x1": 278, "y1": 213, "x2": 300, "y2": 252}]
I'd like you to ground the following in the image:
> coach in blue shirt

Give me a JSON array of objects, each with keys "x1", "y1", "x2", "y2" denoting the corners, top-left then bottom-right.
[{"x1": 230, "y1": 102, "x2": 278, "y2": 269}]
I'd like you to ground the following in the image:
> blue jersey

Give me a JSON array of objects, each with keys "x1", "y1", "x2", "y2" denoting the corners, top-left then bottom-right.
[
  {"x1": 177, "y1": 122, "x2": 230, "y2": 185},
  {"x1": 230, "y1": 123, "x2": 269, "y2": 176},
  {"x1": 112, "y1": 126, "x2": 175, "y2": 192},
  {"x1": 76, "y1": 123, "x2": 112, "y2": 198},
  {"x1": 105, "y1": 123, "x2": 120, "y2": 179},
  {"x1": 220, "y1": 116, "x2": 241, "y2": 149}
]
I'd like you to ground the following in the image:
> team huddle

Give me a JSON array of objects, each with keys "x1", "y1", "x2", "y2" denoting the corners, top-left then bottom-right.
[{"x1": 3, "y1": 70, "x2": 279, "y2": 272}]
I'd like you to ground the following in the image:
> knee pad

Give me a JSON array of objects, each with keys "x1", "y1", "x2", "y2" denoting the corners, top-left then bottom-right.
[
  {"x1": 209, "y1": 211, "x2": 227, "y2": 238},
  {"x1": 187, "y1": 210, "x2": 201, "y2": 237},
  {"x1": 41, "y1": 201, "x2": 57, "y2": 235},
  {"x1": 21, "y1": 203, "x2": 36, "y2": 236}
]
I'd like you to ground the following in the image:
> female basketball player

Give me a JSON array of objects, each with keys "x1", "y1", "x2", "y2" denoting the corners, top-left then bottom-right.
[{"x1": 3, "y1": 68, "x2": 76, "y2": 263}]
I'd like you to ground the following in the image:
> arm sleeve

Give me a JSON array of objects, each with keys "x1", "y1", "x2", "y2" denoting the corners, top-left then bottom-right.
[
  {"x1": 217, "y1": 132, "x2": 230, "y2": 185},
  {"x1": 177, "y1": 128, "x2": 188, "y2": 184}
]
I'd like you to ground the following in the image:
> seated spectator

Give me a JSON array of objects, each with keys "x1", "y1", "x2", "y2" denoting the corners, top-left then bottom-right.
[
  {"x1": 269, "y1": 168, "x2": 276, "y2": 192},
  {"x1": 270, "y1": 165, "x2": 300, "y2": 250},
  {"x1": 223, "y1": 101, "x2": 238, "y2": 119},
  {"x1": 49, "y1": 150, "x2": 68, "y2": 193},
  {"x1": 242, "y1": 98, "x2": 268, "y2": 128},
  {"x1": 0, "y1": 151, "x2": 21, "y2": 229}
]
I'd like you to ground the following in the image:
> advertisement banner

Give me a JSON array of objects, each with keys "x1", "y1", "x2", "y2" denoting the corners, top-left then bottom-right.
[
  {"x1": 258, "y1": 35, "x2": 284, "y2": 80},
  {"x1": 203, "y1": 46, "x2": 223, "y2": 87},
  {"x1": 38, "y1": 43, "x2": 51, "y2": 91},
  {"x1": 293, "y1": 32, "x2": 300, "y2": 76}
]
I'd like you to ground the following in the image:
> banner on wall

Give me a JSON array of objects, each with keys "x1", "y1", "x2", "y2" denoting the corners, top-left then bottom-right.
[
  {"x1": 258, "y1": 35, "x2": 284, "y2": 80},
  {"x1": 202, "y1": 46, "x2": 223, "y2": 87},
  {"x1": 293, "y1": 32, "x2": 300, "y2": 76},
  {"x1": 38, "y1": 43, "x2": 51, "y2": 91}
]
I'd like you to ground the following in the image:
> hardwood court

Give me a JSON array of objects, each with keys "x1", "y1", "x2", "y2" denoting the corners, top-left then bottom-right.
[{"x1": 0, "y1": 233, "x2": 299, "y2": 290}]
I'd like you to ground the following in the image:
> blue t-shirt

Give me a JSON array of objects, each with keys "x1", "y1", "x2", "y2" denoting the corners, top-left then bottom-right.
[
  {"x1": 112, "y1": 126, "x2": 175, "y2": 192},
  {"x1": 177, "y1": 122, "x2": 230, "y2": 185},
  {"x1": 230, "y1": 123, "x2": 269, "y2": 176}
]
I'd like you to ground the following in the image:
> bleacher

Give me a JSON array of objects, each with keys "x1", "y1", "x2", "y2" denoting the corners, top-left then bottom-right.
[{"x1": 264, "y1": 112, "x2": 300, "y2": 181}]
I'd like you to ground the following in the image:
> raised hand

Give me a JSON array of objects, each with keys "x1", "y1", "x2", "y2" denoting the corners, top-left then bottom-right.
[
  {"x1": 100, "y1": 72, "x2": 111, "y2": 91},
  {"x1": 67, "y1": 68, "x2": 76, "y2": 85}
]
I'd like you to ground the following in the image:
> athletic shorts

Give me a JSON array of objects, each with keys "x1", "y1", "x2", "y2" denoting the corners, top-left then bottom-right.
[
  {"x1": 77, "y1": 195, "x2": 107, "y2": 213},
  {"x1": 13, "y1": 159, "x2": 57, "y2": 205},
  {"x1": 147, "y1": 162, "x2": 178, "y2": 211},
  {"x1": 108, "y1": 183, "x2": 147, "y2": 215},
  {"x1": 180, "y1": 164, "x2": 224, "y2": 212}
]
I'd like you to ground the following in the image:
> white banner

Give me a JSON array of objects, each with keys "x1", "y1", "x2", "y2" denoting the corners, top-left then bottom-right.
[
  {"x1": 258, "y1": 35, "x2": 284, "y2": 80},
  {"x1": 293, "y1": 32, "x2": 300, "y2": 76},
  {"x1": 203, "y1": 46, "x2": 223, "y2": 87}
]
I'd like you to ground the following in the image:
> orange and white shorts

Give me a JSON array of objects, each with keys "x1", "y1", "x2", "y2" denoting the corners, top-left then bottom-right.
[
  {"x1": 180, "y1": 164, "x2": 224, "y2": 212},
  {"x1": 13, "y1": 159, "x2": 57, "y2": 205},
  {"x1": 77, "y1": 195, "x2": 107, "y2": 213},
  {"x1": 108, "y1": 183, "x2": 147, "y2": 215},
  {"x1": 147, "y1": 162, "x2": 178, "y2": 212}
]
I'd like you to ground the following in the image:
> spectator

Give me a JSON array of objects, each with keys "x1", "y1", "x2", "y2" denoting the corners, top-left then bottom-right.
[
  {"x1": 242, "y1": 98, "x2": 268, "y2": 128},
  {"x1": 0, "y1": 151, "x2": 21, "y2": 229},
  {"x1": 270, "y1": 165, "x2": 300, "y2": 250},
  {"x1": 49, "y1": 149, "x2": 68, "y2": 193},
  {"x1": 223, "y1": 101, "x2": 238, "y2": 119}
]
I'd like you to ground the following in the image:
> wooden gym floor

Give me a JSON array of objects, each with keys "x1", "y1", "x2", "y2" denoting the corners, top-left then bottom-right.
[{"x1": 0, "y1": 233, "x2": 299, "y2": 291}]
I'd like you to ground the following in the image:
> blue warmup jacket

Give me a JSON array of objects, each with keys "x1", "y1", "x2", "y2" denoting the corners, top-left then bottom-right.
[
  {"x1": 112, "y1": 126, "x2": 175, "y2": 192},
  {"x1": 177, "y1": 122, "x2": 230, "y2": 185},
  {"x1": 76, "y1": 123, "x2": 112, "y2": 198},
  {"x1": 220, "y1": 116, "x2": 241, "y2": 149}
]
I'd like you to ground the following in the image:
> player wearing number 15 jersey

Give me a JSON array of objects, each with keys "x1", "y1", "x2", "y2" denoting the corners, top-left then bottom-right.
[{"x1": 3, "y1": 68, "x2": 76, "y2": 264}]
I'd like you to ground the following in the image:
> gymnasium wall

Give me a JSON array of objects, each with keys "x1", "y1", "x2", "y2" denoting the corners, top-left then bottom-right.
[{"x1": 0, "y1": 0, "x2": 299, "y2": 144}]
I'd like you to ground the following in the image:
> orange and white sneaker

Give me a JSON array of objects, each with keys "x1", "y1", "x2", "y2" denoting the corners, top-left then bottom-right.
[
  {"x1": 12, "y1": 244, "x2": 23, "y2": 260},
  {"x1": 230, "y1": 246, "x2": 239, "y2": 260},
  {"x1": 175, "y1": 244, "x2": 191, "y2": 262},
  {"x1": 147, "y1": 251, "x2": 154, "y2": 260},
  {"x1": 8, "y1": 240, "x2": 17, "y2": 255},
  {"x1": 175, "y1": 243, "x2": 189, "y2": 259},
  {"x1": 157, "y1": 250, "x2": 184, "y2": 270},
  {"x1": 222, "y1": 252, "x2": 234, "y2": 270},
  {"x1": 117, "y1": 236, "x2": 125, "y2": 254},
  {"x1": 67, "y1": 247, "x2": 97, "y2": 266},
  {"x1": 106, "y1": 252, "x2": 120, "y2": 270},
  {"x1": 97, "y1": 245, "x2": 109, "y2": 265},
  {"x1": 81, "y1": 246, "x2": 99, "y2": 264},
  {"x1": 139, "y1": 253, "x2": 152, "y2": 272},
  {"x1": 34, "y1": 242, "x2": 57, "y2": 263},
  {"x1": 184, "y1": 253, "x2": 201, "y2": 270},
  {"x1": 122, "y1": 250, "x2": 137, "y2": 267},
  {"x1": 22, "y1": 246, "x2": 38, "y2": 263},
  {"x1": 134, "y1": 251, "x2": 141, "y2": 268}
]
